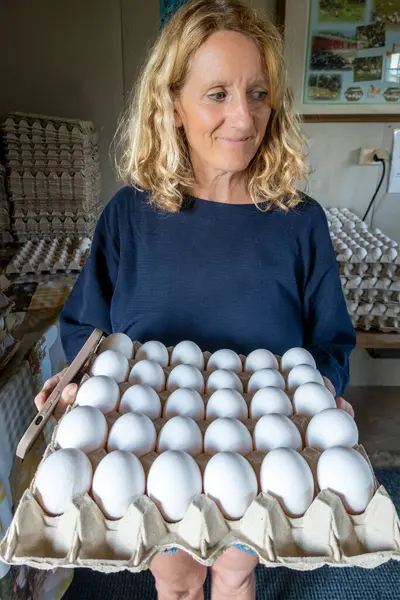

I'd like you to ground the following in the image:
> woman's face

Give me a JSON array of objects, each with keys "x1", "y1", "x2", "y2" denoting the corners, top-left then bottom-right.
[{"x1": 174, "y1": 30, "x2": 271, "y2": 178}]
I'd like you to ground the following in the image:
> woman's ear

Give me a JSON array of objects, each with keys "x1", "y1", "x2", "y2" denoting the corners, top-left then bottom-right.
[
  {"x1": 174, "y1": 111, "x2": 183, "y2": 128},
  {"x1": 173, "y1": 97, "x2": 183, "y2": 128}
]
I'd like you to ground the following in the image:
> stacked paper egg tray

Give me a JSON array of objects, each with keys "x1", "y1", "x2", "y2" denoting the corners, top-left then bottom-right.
[
  {"x1": 1, "y1": 337, "x2": 400, "y2": 573},
  {"x1": 0, "y1": 164, "x2": 12, "y2": 244},
  {"x1": 1, "y1": 113, "x2": 101, "y2": 241},
  {"x1": 326, "y1": 208, "x2": 400, "y2": 333},
  {"x1": 5, "y1": 237, "x2": 92, "y2": 275}
]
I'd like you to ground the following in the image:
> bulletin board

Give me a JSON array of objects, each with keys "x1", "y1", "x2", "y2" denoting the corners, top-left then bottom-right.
[{"x1": 281, "y1": 0, "x2": 400, "y2": 120}]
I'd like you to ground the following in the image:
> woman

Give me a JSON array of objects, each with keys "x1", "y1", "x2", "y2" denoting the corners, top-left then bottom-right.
[{"x1": 35, "y1": 1, "x2": 356, "y2": 598}]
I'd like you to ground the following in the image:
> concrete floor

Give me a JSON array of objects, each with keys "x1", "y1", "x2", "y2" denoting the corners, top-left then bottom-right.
[{"x1": 346, "y1": 386, "x2": 400, "y2": 467}]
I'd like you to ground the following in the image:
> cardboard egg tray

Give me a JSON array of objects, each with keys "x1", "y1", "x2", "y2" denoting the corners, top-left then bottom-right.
[
  {"x1": 2, "y1": 339, "x2": 400, "y2": 572},
  {"x1": 1, "y1": 431, "x2": 399, "y2": 572},
  {"x1": 7, "y1": 171, "x2": 101, "y2": 205},
  {"x1": 6, "y1": 237, "x2": 92, "y2": 275}
]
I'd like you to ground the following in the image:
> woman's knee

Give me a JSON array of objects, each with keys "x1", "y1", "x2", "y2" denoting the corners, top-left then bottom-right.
[
  {"x1": 211, "y1": 546, "x2": 258, "y2": 595},
  {"x1": 150, "y1": 550, "x2": 207, "y2": 600}
]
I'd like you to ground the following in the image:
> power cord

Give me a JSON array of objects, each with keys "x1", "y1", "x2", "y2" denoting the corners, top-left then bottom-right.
[{"x1": 362, "y1": 153, "x2": 387, "y2": 222}]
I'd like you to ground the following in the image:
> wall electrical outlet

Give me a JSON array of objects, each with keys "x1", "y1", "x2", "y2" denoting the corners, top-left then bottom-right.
[{"x1": 359, "y1": 147, "x2": 389, "y2": 165}]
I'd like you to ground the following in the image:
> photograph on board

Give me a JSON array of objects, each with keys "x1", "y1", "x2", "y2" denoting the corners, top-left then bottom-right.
[
  {"x1": 344, "y1": 85, "x2": 364, "y2": 100},
  {"x1": 310, "y1": 31, "x2": 357, "y2": 70},
  {"x1": 307, "y1": 73, "x2": 342, "y2": 100},
  {"x1": 353, "y1": 55, "x2": 384, "y2": 81},
  {"x1": 356, "y1": 22, "x2": 386, "y2": 49},
  {"x1": 374, "y1": 0, "x2": 400, "y2": 26},
  {"x1": 318, "y1": 0, "x2": 366, "y2": 23}
]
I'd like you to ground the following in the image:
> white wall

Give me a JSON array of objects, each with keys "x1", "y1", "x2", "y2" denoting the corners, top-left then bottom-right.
[{"x1": 303, "y1": 122, "x2": 400, "y2": 244}]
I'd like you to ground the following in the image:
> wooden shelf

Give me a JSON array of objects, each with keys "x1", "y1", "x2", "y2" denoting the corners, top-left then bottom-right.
[{"x1": 356, "y1": 331, "x2": 400, "y2": 349}]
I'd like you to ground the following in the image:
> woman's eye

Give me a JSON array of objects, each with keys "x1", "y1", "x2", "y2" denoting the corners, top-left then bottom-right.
[
  {"x1": 208, "y1": 91, "x2": 226, "y2": 101},
  {"x1": 252, "y1": 91, "x2": 268, "y2": 101},
  {"x1": 208, "y1": 90, "x2": 268, "y2": 102}
]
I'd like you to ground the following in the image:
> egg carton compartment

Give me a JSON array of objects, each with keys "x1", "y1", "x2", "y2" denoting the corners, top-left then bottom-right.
[
  {"x1": 6, "y1": 237, "x2": 92, "y2": 275},
  {"x1": 343, "y1": 289, "x2": 400, "y2": 304},
  {"x1": 349, "y1": 314, "x2": 400, "y2": 333},
  {"x1": 339, "y1": 263, "x2": 400, "y2": 278},
  {"x1": 3, "y1": 113, "x2": 97, "y2": 135},
  {"x1": 11, "y1": 219, "x2": 97, "y2": 243},
  {"x1": 1, "y1": 441, "x2": 399, "y2": 572}
]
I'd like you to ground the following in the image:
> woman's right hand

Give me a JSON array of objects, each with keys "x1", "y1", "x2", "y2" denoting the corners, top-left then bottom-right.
[{"x1": 34, "y1": 368, "x2": 78, "y2": 420}]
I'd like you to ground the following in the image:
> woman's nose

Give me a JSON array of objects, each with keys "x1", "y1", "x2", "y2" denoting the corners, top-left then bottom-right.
[{"x1": 229, "y1": 95, "x2": 254, "y2": 128}]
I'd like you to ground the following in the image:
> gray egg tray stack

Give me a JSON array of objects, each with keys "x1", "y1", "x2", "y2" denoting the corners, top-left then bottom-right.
[
  {"x1": 0, "y1": 164, "x2": 12, "y2": 244},
  {"x1": 1, "y1": 113, "x2": 101, "y2": 242},
  {"x1": 5, "y1": 237, "x2": 92, "y2": 275},
  {"x1": 326, "y1": 208, "x2": 400, "y2": 333}
]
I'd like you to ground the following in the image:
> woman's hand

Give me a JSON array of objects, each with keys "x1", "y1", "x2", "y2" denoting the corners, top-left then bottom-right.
[
  {"x1": 322, "y1": 376, "x2": 355, "y2": 418},
  {"x1": 34, "y1": 368, "x2": 78, "y2": 420}
]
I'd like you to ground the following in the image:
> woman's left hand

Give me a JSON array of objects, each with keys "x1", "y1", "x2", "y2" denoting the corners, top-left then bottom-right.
[{"x1": 322, "y1": 376, "x2": 355, "y2": 418}]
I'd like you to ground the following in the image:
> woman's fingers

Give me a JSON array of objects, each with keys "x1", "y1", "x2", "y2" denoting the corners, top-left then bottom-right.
[
  {"x1": 33, "y1": 368, "x2": 77, "y2": 420},
  {"x1": 322, "y1": 376, "x2": 336, "y2": 397},
  {"x1": 336, "y1": 396, "x2": 355, "y2": 418},
  {"x1": 53, "y1": 383, "x2": 78, "y2": 419},
  {"x1": 322, "y1": 376, "x2": 355, "y2": 418},
  {"x1": 34, "y1": 391, "x2": 47, "y2": 411}
]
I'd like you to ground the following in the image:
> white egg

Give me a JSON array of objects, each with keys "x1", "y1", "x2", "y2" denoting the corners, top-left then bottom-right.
[
  {"x1": 287, "y1": 365, "x2": 324, "y2": 393},
  {"x1": 75, "y1": 375, "x2": 120, "y2": 414},
  {"x1": 317, "y1": 447, "x2": 375, "y2": 514},
  {"x1": 254, "y1": 414, "x2": 302, "y2": 452},
  {"x1": 90, "y1": 350, "x2": 129, "y2": 383},
  {"x1": 167, "y1": 364, "x2": 204, "y2": 393},
  {"x1": 107, "y1": 413, "x2": 157, "y2": 456},
  {"x1": 92, "y1": 450, "x2": 145, "y2": 519},
  {"x1": 206, "y1": 369, "x2": 243, "y2": 394},
  {"x1": 97, "y1": 333, "x2": 133, "y2": 359},
  {"x1": 306, "y1": 408, "x2": 358, "y2": 450},
  {"x1": 135, "y1": 341, "x2": 169, "y2": 367},
  {"x1": 170, "y1": 340, "x2": 205, "y2": 370},
  {"x1": 207, "y1": 349, "x2": 243, "y2": 373},
  {"x1": 163, "y1": 388, "x2": 205, "y2": 421},
  {"x1": 260, "y1": 447, "x2": 314, "y2": 517},
  {"x1": 119, "y1": 384, "x2": 162, "y2": 419},
  {"x1": 56, "y1": 406, "x2": 108, "y2": 453},
  {"x1": 281, "y1": 348, "x2": 316, "y2": 376},
  {"x1": 245, "y1": 349, "x2": 279, "y2": 373},
  {"x1": 128, "y1": 359, "x2": 165, "y2": 392},
  {"x1": 293, "y1": 382, "x2": 336, "y2": 416},
  {"x1": 250, "y1": 387, "x2": 292, "y2": 419},
  {"x1": 204, "y1": 452, "x2": 258, "y2": 519},
  {"x1": 204, "y1": 418, "x2": 253, "y2": 455},
  {"x1": 147, "y1": 450, "x2": 202, "y2": 521},
  {"x1": 34, "y1": 449, "x2": 93, "y2": 515},
  {"x1": 157, "y1": 416, "x2": 203, "y2": 457},
  {"x1": 206, "y1": 388, "x2": 248, "y2": 421},
  {"x1": 247, "y1": 369, "x2": 285, "y2": 395}
]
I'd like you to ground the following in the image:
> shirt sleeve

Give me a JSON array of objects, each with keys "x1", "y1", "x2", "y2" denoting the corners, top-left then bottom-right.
[
  {"x1": 59, "y1": 194, "x2": 121, "y2": 363},
  {"x1": 301, "y1": 203, "x2": 356, "y2": 397}
]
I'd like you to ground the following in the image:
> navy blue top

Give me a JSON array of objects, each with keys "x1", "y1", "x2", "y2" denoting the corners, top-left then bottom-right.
[{"x1": 60, "y1": 186, "x2": 355, "y2": 395}]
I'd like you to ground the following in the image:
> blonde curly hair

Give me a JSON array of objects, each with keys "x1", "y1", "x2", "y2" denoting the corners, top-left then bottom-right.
[{"x1": 116, "y1": 0, "x2": 310, "y2": 212}]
